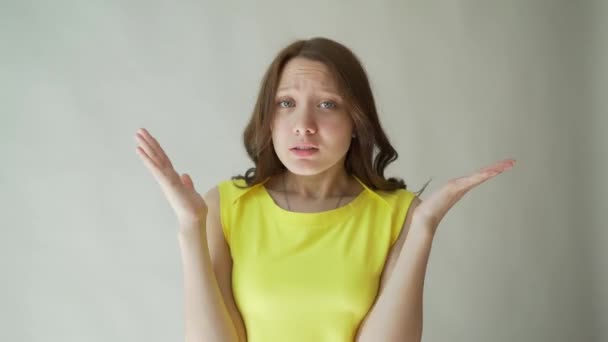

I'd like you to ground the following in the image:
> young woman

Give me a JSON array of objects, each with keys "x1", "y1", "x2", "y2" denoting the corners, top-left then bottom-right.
[{"x1": 135, "y1": 37, "x2": 515, "y2": 342}]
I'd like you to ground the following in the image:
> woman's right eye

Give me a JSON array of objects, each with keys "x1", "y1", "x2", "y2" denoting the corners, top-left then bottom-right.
[{"x1": 278, "y1": 100, "x2": 293, "y2": 108}]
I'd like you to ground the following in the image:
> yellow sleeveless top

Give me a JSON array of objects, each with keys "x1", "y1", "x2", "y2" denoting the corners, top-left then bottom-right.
[{"x1": 218, "y1": 176, "x2": 416, "y2": 342}]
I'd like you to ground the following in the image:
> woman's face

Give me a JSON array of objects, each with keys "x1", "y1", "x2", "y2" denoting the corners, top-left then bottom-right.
[{"x1": 271, "y1": 57, "x2": 354, "y2": 176}]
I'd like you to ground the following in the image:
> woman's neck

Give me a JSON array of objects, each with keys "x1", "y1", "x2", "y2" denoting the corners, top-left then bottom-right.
[{"x1": 282, "y1": 169, "x2": 354, "y2": 200}]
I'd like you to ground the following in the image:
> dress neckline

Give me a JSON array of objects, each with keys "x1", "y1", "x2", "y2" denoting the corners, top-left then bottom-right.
[{"x1": 258, "y1": 175, "x2": 370, "y2": 227}]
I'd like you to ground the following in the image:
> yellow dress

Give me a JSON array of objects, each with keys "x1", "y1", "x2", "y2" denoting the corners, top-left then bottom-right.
[{"x1": 218, "y1": 175, "x2": 416, "y2": 342}]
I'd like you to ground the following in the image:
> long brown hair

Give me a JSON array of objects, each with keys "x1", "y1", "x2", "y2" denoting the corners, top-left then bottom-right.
[{"x1": 232, "y1": 37, "x2": 430, "y2": 195}]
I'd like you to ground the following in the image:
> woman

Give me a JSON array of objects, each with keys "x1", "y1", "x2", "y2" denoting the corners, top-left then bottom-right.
[{"x1": 135, "y1": 37, "x2": 515, "y2": 342}]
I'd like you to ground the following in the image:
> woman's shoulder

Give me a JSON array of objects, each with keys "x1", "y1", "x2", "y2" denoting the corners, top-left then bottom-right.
[
  {"x1": 375, "y1": 187, "x2": 417, "y2": 199},
  {"x1": 365, "y1": 186, "x2": 418, "y2": 214},
  {"x1": 217, "y1": 177, "x2": 247, "y2": 189},
  {"x1": 217, "y1": 177, "x2": 262, "y2": 193},
  {"x1": 216, "y1": 177, "x2": 267, "y2": 206}
]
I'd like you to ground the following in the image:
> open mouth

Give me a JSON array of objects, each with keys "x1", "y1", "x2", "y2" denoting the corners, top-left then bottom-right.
[{"x1": 290, "y1": 147, "x2": 319, "y2": 156}]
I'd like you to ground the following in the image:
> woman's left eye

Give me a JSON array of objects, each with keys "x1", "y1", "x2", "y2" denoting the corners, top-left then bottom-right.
[{"x1": 320, "y1": 101, "x2": 336, "y2": 109}]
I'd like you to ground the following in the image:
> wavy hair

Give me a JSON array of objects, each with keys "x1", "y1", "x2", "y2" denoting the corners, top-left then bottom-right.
[{"x1": 232, "y1": 37, "x2": 430, "y2": 195}]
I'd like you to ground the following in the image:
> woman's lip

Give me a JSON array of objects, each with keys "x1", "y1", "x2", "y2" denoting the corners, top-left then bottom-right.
[
  {"x1": 291, "y1": 148, "x2": 319, "y2": 157},
  {"x1": 290, "y1": 146, "x2": 319, "y2": 149}
]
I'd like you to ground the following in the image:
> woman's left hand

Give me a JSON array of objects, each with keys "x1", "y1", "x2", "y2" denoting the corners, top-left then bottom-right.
[{"x1": 411, "y1": 158, "x2": 516, "y2": 234}]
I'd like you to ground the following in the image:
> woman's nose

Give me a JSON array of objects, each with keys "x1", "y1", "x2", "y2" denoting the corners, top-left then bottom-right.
[{"x1": 292, "y1": 110, "x2": 317, "y2": 135}]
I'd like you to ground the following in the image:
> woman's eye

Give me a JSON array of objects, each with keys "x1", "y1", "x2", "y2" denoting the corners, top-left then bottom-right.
[
  {"x1": 278, "y1": 100, "x2": 293, "y2": 108},
  {"x1": 277, "y1": 99, "x2": 337, "y2": 109},
  {"x1": 320, "y1": 101, "x2": 336, "y2": 109}
]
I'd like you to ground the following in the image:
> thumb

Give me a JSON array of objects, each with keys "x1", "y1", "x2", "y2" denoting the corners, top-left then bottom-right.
[{"x1": 180, "y1": 173, "x2": 195, "y2": 191}]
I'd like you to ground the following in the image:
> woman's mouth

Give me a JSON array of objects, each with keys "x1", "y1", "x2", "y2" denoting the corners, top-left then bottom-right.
[{"x1": 290, "y1": 147, "x2": 319, "y2": 157}]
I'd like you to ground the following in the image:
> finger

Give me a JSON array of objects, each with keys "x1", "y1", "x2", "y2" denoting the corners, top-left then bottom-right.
[
  {"x1": 140, "y1": 128, "x2": 164, "y2": 152},
  {"x1": 136, "y1": 129, "x2": 163, "y2": 162},
  {"x1": 478, "y1": 159, "x2": 516, "y2": 174},
  {"x1": 137, "y1": 128, "x2": 174, "y2": 169},
  {"x1": 465, "y1": 161, "x2": 513, "y2": 190},
  {"x1": 446, "y1": 170, "x2": 496, "y2": 195},
  {"x1": 467, "y1": 159, "x2": 515, "y2": 183},
  {"x1": 442, "y1": 159, "x2": 515, "y2": 202},
  {"x1": 138, "y1": 146, "x2": 182, "y2": 192},
  {"x1": 138, "y1": 128, "x2": 162, "y2": 153},
  {"x1": 135, "y1": 133, "x2": 162, "y2": 165},
  {"x1": 466, "y1": 171, "x2": 497, "y2": 189},
  {"x1": 181, "y1": 173, "x2": 195, "y2": 190},
  {"x1": 136, "y1": 146, "x2": 163, "y2": 179}
]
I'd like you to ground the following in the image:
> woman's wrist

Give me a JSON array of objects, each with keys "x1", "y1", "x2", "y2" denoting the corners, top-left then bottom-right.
[{"x1": 178, "y1": 218, "x2": 207, "y2": 240}]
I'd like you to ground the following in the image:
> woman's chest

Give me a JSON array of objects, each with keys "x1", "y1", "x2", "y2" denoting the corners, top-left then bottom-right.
[{"x1": 230, "y1": 224, "x2": 392, "y2": 322}]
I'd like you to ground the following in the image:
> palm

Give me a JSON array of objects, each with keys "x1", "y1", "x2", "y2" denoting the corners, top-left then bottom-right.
[
  {"x1": 412, "y1": 158, "x2": 516, "y2": 230},
  {"x1": 135, "y1": 128, "x2": 208, "y2": 223}
]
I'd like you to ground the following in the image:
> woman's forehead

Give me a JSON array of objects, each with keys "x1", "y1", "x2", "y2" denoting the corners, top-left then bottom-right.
[{"x1": 278, "y1": 59, "x2": 339, "y2": 93}]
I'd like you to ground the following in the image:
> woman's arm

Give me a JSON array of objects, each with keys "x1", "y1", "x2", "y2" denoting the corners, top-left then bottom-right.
[
  {"x1": 134, "y1": 128, "x2": 245, "y2": 341},
  {"x1": 356, "y1": 197, "x2": 430, "y2": 342},
  {"x1": 177, "y1": 186, "x2": 245, "y2": 342},
  {"x1": 357, "y1": 158, "x2": 515, "y2": 342},
  {"x1": 204, "y1": 186, "x2": 247, "y2": 342}
]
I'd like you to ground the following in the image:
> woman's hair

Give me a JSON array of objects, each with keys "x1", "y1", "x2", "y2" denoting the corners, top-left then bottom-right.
[{"x1": 232, "y1": 36, "x2": 430, "y2": 195}]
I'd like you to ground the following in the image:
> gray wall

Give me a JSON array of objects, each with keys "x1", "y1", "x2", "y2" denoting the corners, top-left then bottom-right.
[
  {"x1": 1, "y1": 1, "x2": 603, "y2": 341},
  {"x1": 588, "y1": 1, "x2": 608, "y2": 340}
]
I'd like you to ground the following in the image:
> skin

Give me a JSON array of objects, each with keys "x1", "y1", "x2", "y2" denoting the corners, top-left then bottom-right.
[{"x1": 268, "y1": 57, "x2": 360, "y2": 205}]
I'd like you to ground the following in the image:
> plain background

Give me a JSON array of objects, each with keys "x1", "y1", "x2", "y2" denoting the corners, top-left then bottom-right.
[{"x1": 2, "y1": 1, "x2": 606, "y2": 341}]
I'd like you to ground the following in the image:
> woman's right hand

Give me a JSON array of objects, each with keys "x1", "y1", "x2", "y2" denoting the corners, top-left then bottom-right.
[{"x1": 134, "y1": 128, "x2": 208, "y2": 227}]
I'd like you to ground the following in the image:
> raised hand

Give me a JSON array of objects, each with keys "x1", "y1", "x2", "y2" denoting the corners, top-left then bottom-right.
[
  {"x1": 412, "y1": 158, "x2": 516, "y2": 233},
  {"x1": 134, "y1": 128, "x2": 208, "y2": 227}
]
